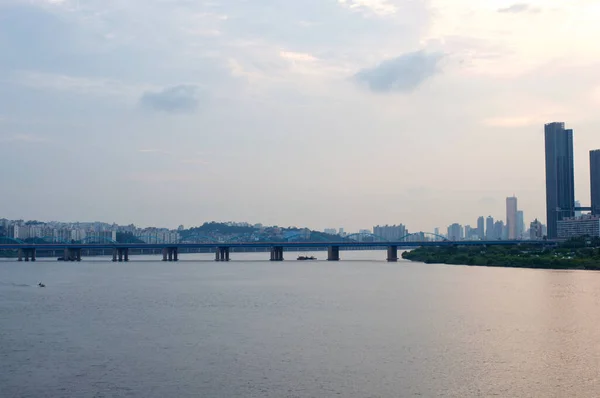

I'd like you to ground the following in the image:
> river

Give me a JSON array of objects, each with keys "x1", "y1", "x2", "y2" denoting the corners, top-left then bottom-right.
[{"x1": 2, "y1": 251, "x2": 600, "y2": 397}]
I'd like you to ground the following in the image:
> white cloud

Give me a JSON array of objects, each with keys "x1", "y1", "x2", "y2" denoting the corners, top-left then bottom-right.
[
  {"x1": 337, "y1": 0, "x2": 397, "y2": 16},
  {"x1": 279, "y1": 51, "x2": 317, "y2": 62}
]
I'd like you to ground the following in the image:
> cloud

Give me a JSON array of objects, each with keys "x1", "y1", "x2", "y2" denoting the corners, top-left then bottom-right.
[
  {"x1": 337, "y1": 0, "x2": 397, "y2": 16},
  {"x1": 497, "y1": 4, "x2": 540, "y2": 14},
  {"x1": 139, "y1": 85, "x2": 202, "y2": 113},
  {"x1": 279, "y1": 51, "x2": 317, "y2": 62},
  {"x1": 353, "y1": 51, "x2": 443, "y2": 93}
]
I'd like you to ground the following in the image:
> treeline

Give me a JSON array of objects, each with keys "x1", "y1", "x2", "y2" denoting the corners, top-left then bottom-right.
[
  {"x1": 402, "y1": 237, "x2": 600, "y2": 270},
  {"x1": 181, "y1": 222, "x2": 257, "y2": 237}
]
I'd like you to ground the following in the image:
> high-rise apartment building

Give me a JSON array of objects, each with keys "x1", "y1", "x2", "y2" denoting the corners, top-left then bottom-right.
[
  {"x1": 544, "y1": 122, "x2": 575, "y2": 239},
  {"x1": 373, "y1": 224, "x2": 407, "y2": 241},
  {"x1": 477, "y1": 216, "x2": 485, "y2": 240},
  {"x1": 494, "y1": 220, "x2": 504, "y2": 240},
  {"x1": 486, "y1": 216, "x2": 494, "y2": 239},
  {"x1": 530, "y1": 219, "x2": 544, "y2": 240},
  {"x1": 447, "y1": 223, "x2": 463, "y2": 241},
  {"x1": 506, "y1": 196, "x2": 518, "y2": 240},
  {"x1": 591, "y1": 150, "x2": 600, "y2": 216}
]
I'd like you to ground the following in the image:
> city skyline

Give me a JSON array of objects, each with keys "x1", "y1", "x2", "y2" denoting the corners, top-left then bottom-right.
[{"x1": 2, "y1": 1, "x2": 600, "y2": 232}]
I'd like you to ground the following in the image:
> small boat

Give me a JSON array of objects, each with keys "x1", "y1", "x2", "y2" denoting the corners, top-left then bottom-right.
[
  {"x1": 38, "y1": 282, "x2": 45, "y2": 288},
  {"x1": 297, "y1": 256, "x2": 316, "y2": 261}
]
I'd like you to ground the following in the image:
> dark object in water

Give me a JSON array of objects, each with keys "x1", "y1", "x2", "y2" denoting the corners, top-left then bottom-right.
[
  {"x1": 38, "y1": 282, "x2": 45, "y2": 288},
  {"x1": 297, "y1": 256, "x2": 316, "y2": 261}
]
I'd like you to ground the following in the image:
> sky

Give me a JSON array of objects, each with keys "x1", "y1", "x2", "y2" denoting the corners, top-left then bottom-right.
[{"x1": 1, "y1": 0, "x2": 600, "y2": 232}]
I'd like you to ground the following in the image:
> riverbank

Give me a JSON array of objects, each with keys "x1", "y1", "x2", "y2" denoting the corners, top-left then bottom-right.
[{"x1": 402, "y1": 238, "x2": 600, "y2": 270}]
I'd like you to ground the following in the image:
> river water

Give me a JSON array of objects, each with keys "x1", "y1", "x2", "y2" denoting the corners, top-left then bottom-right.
[{"x1": 2, "y1": 251, "x2": 600, "y2": 397}]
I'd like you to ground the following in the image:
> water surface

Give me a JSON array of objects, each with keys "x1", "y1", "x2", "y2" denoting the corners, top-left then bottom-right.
[{"x1": 2, "y1": 251, "x2": 600, "y2": 397}]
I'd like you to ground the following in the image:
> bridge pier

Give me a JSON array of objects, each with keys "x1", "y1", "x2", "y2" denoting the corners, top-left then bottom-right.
[
  {"x1": 17, "y1": 249, "x2": 23, "y2": 262},
  {"x1": 215, "y1": 247, "x2": 230, "y2": 262},
  {"x1": 270, "y1": 246, "x2": 284, "y2": 261},
  {"x1": 387, "y1": 245, "x2": 398, "y2": 262},
  {"x1": 327, "y1": 246, "x2": 340, "y2": 261},
  {"x1": 172, "y1": 247, "x2": 178, "y2": 262},
  {"x1": 162, "y1": 248, "x2": 168, "y2": 261},
  {"x1": 113, "y1": 249, "x2": 118, "y2": 262},
  {"x1": 117, "y1": 249, "x2": 123, "y2": 262},
  {"x1": 123, "y1": 248, "x2": 129, "y2": 262}
]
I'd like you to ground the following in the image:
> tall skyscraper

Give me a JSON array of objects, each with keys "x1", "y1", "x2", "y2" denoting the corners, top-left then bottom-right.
[
  {"x1": 477, "y1": 216, "x2": 485, "y2": 240},
  {"x1": 591, "y1": 150, "x2": 600, "y2": 216},
  {"x1": 486, "y1": 216, "x2": 494, "y2": 239},
  {"x1": 544, "y1": 122, "x2": 575, "y2": 239},
  {"x1": 506, "y1": 196, "x2": 518, "y2": 240},
  {"x1": 516, "y1": 210, "x2": 524, "y2": 239}
]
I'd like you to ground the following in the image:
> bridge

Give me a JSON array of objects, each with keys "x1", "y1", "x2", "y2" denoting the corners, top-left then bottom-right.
[{"x1": 0, "y1": 238, "x2": 549, "y2": 262}]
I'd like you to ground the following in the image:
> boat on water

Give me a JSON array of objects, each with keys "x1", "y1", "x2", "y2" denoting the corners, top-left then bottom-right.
[{"x1": 297, "y1": 256, "x2": 316, "y2": 261}]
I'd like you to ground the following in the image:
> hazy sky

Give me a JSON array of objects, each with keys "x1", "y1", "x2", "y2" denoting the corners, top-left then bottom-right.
[{"x1": 1, "y1": 0, "x2": 600, "y2": 232}]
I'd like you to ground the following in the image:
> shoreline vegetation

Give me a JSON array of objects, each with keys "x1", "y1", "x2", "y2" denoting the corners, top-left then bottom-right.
[{"x1": 401, "y1": 237, "x2": 600, "y2": 270}]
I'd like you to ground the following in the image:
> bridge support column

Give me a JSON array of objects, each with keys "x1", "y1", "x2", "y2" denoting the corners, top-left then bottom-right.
[
  {"x1": 387, "y1": 246, "x2": 398, "y2": 262},
  {"x1": 172, "y1": 247, "x2": 178, "y2": 262},
  {"x1": 112, "y1": 249, "x2": 118, "y2": 262},
  {"x1": 215, "y1": 247, "x2": 230, "y2": 262},
  {"x1": 162, "y1": 248, "x2": 168, "y2": 261},
  {"x1": 118, "y1": 249, "x2": 123, "y2": 262},
  {"x1": 167, "y1": 248, "x2": 173, "y2": 262},
  {"x1": 18, "y1": 249, "x2": 23, "y2": 262},
  {"x1": 30, "y1": 248, "x2": 36, "y2": 262},
  {"x1": 327, "y1": 246, "x2": 340, "y2": 261},
  {"x1": 63, "y1": 248, "x2": 70, "y2": 261},
  {"x1": 24, "y1": 249, "x2": 30, "y2": 262},
  {"x1": 270, "y1": 246, "x2": 284, "y2": 261},
  {"x1": 123, "y1": 248, "x2": 129, "y2": 262}
]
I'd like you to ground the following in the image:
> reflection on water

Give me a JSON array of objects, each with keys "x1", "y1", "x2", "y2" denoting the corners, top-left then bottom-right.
[{"x1": 2, "y1": 251, "x2": 600, "y2": 397}]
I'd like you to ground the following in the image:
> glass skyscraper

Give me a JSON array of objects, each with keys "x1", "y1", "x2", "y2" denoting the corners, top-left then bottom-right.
[
  {"x1": 591, "y1": 150, "x2": 600, "y2": 216},
  {"x1": 544, "y1": 122, "x2": 575, "y2": 239}
]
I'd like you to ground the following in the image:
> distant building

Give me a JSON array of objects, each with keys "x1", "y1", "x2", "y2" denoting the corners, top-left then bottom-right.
[
  {"x1": 494, "y1": 220, "x2": 504, "y2": 240},
  {"x1": 373, "y1": 224, "x2": 407, "y2": 241},
  {"x1": 447, "y1": 223, "x2": 463, "y2": 241},
  {"x1": 557, "y1": 215, "x2": 600, "y2": 239},
  {"x1": 338, "y1": 228, "x2": 345, "y2": 237},
  {"x1": 544, "y1": 122, "x2": 575, "y2": 239},
  {"x1": 324, "y1": 228, "x2": 337, "y2": 235},
  {"x1": 591, "y1": 150, "x2": 600, "y2": 216},
  {"x1": 530, "y1": 219, "x2": 544, "y2": 240},
  {"x1": 477, "y1": 216, "x2": 485, "y2": 240},
  {"x1": 516, "y1": 210, "x2": 524, "y2": 239},
  {"x1": 486, "y1": 216, "x2": 494, "y2": 239},
  {"x1": 506, "y1": 196, "x2": 518, "y2": 240},
  {"x1": 434, "y1": 227, "x2": 440, "y2": 238},
  {"x1": 574, "y1": 201, "x2": 582, "y2": 218}
]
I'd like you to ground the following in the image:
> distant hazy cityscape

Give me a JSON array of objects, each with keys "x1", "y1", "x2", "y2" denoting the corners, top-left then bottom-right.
[{"x1": 1, "y1": 122, "x2": 599, "y2": 244}]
